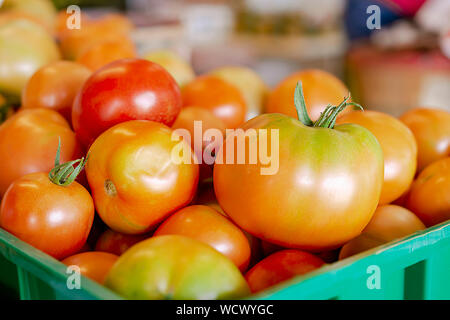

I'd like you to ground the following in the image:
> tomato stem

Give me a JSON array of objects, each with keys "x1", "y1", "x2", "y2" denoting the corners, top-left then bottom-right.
[
  {"x1": 48, "y1": 138, "x2": 88, "y2": 186},
  {"x1": 294, "y1": 82, "x2": 314, "y2": 126}
]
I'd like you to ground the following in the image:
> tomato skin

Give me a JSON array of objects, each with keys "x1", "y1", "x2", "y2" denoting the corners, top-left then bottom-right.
[
  {"x1": 400, "y1": 108, "x2": 450, "y2": 172},
  {"x1": 266, "y1": 70, "x2": 350, "y2": 121},
  {"x1": 72, "y1": 58, "x2": 182, "y2": 147},
  {"x1": 181, "y1": 75, "x2": 247, "y2": 129},
  {"x1": 339, "y1": 205, "x2": 425, "y2": 259},
  {"x1": 104, "y1": 235, "x2": 250, "y2": 300},
  {"x1": 214, "y1": 113, "x2": 384, "y2": 251},
  {"x1": 95, "y1": 229, "x2": 149, "y2": 256},
  {"x1": 0, "y1": 173, "x2": 94, "y2": 259},
  {"x1": 406, "y1": 157, "x2": 450, "y2": 227},
  {"x1": 245, "y1": 250, "x2": 324, "y2": 293},
  {"x1": 0, "y1": 109, "x2": 82, "y2": 196},
  {"x1": 21, "y1": 61, "x2": 91, "y2": 122},
  {"x1": 85, "y1": 120, "x2": 199, "y2": 234},
  {"x1": 154, "y1": 205, "x2": 251, "y2": 272},
  {"x1": 337, "y1": 110, "x2": 417, "y2": 204},
  {"x1": 62, "y1": 251, "x2": 118, "y2": 284}
]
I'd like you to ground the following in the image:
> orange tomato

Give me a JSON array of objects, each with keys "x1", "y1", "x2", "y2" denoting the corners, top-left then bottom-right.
[
  {"x1": 95, "y1": 229, "x2": 149, "y2": 256},
  {"x1": 182, "y1": 75, "x2": 247, "y2": 128},
  {"x1": 21, "y1": 61, "x2": 91, "y2": 122},
  {"x1": 85, "y1": 120, "x2": 199, "y2": 234},
  {"x1": 0, "y1": 109, "x2": 82, "y2": 196},
  {"x1": 62, "y1": 251, "x2": 118, "y2": 284},
  {"x1": 337, "y1": 110, "x2": 417, "y2": 204},
  {"x1": 154, "y1": 205, "x2": 251, "y2": 272},
  {"x1": 400, "y1": 108, "x2": 450, "y2": 172},
  {"x1": 266, "y1": 69, "x2": 351, "y2": 121},
  {"x1": 339, "y1": 205, "x2": 426, "y2": 259},
  {"x1": 406, "y1": 157, "x2": 450, "y2": 227}
]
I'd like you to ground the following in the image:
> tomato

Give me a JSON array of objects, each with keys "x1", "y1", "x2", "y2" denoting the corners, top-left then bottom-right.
[
  {"x1": 85, "y1": 120, "x2": 199, "y2": 234},
  {"x1": 339, "y1": 205, "x2": 426, "y2": 259},
  {"x1": 62, "y1": 252, "x2": 118, "y2": 284},
  {"x1": 400, "y1": 108, "x2": 450, "y2": 172},
  {"x1": 214, "y1": 84, "x2": 384, "y2": 250},
  {"x1": 95, "y1": 229, "x2": 149, "y2": 256},
  {"x1": 21, "y1": 61, "x2": 91, "y2": 122},
  {"x1": 182, "y1": 75, "x2": 247, "y2": 129},
  {"x1": 406, "y1": 157, "x2": 450, "y2": 227},
  {"x1": 0, "y1": 18, "x2": 60, "y2": 98},
  {"x1": 266, "y1": 69, "x2": 351, "y2": 122},
  {"x1": 154, "y1": 205, "x2": 251, "y2": 272},
  {"x1": 245, "y1": 250, "x2": 325, "y2": 293},
  {"x1": 210, "y1": 66, "x2": 268, "y2": 120},
  {"x1": 145, "y1": 50, "x2": 195, "y2": 88},
  {"x1": 0, "y1": 169, "x2": 94, "y2": 260},
  {"x1": 337, "y1": 110, "x2": 417, "y2": 204},
  {"x1": 0, "y1": 109, "x2": 82, "y2": 196},
  {"x1": 76, "y1": 37, "x2": 137, "y2": 71},
  {"x1": 104, "y1": 235, "x2": 250, "y2": 299},
  {"x1": 1, "y1": 0, "x2": 57, "y2": 32},
  {"x1": 72, "y1": 58, "x2": 182, "y2": 147}
]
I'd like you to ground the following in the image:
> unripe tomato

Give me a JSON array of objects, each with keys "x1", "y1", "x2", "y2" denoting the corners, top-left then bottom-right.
[
  {"x1": 407, "y1": 157, "x2": 450, "y2": 227},
  {"x1": 62, "y1": 252, "x2": 118, "y2": 284},
  {"x1": 1, "y1": 0, "x2": 57, "y2": 32},
  {"x1": 182, "y1": 75, "x2": 247, "y2": 129},
  {"x1": 95, "y1": 229, "x2": 149, "y2": 256},
  {"x1": 105, "y1": 235, "x2": 250, "y2": 300},
  {"x1": 337, "y1": 110, "x2": 417, "y2": 204},
  {"x1": 72, "y1": 59, "x2": 182, "y2": 147},
  {"x1": 85, "y1": 120, "x2": 199, "y2": 234},
  {"x1": 0, "y1": 109, "x2": 82, "y2": 196},
  {"x1": 400, "y1": 108, "x2": 450, "y2": 172},
  {"x1": 21, "y1": 61, "x2": 91, "y2": 122},
  {"x1": 245, "y1": 250, "x2": 325, "y2": 293},
  {"x1": 154, "y1": 205, "x2": 251, "y2": 272}
]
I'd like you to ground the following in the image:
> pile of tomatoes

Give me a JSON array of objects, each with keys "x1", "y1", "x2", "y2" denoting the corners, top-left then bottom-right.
[{"x1": 0, "y1": 2, "x2": 449, "y2": 300}]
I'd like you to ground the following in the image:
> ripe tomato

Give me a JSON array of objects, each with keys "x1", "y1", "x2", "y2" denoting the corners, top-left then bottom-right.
[
  {"x1": 154, "y1": 205, "x2": 251, "y2": 272},
  {"x1": 182, "y1": 75, "x2": 247, "y2": 129},
  {"x1": 0, "y1": 171, "x2": 94, "y2": 259},
  {"x1": 266, "y1": 69, "x2": 351, "y2": 122},
  {"x1": 406, "y1": 157, "x2": 450, "y2": 227},
  {"x1": 95, "y1": 229, "x2": 149, "y2": 256},
  {"x1": 104, "y1": 235, "x2": 250, "y2": 299},
  {"x1": 214, "y1": 84, "x2": 383, "y2": 251},
  {"x1": 21, "y1": 61, "x2": 91, "y2": 122},
  {"x1": 72, "y1": 58, "x2": 182, "y2": 147},
  {"x1": 337, "y1": 110, "x2": 417, "y2": 204},
  {"x1": 62, "y1": 252, "x2": 118, "y2": 284},
  {"x1": 0, "y1": 109, "x2": 82, "y2": 196},
  {"x1": 400, "y1": 108, "x2": 450, "y2": 172},
  {"x1": 85, "y1": 120, "x2": 199, "y2": 234},
  {"x1": 245, "y1": 250, "x2": 325, "y2": 293},
  {"x1": 339, "y1": 205, "x2": 426, "y2": 259}
]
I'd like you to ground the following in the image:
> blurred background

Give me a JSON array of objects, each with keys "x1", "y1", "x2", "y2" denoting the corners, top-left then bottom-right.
[{"x1": 2, "y1": 0, "x2": 450, "y2": 115}]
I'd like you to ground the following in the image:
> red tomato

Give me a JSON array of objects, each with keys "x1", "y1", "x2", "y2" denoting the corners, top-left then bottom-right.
[
  {"x1": 154, "y1": 205, "x2": 251, "y2": 271},
  {"x1": 181, "y1": 75, "x2": 247, "y2": 129},
  {"x1": 0, "y1": 172, "x2": 94, "y2": 259},
  {"x1": 245, "y1": 250, "x2": 325, "y2": 293},
  {"x1": 72, "y1": 58, "x2": 182, "y2": 147},
  {"x1": 85, "y1": 120, "x2": 199, "y2": 234},
  {"x1": 95, "y1": 229, "x2": 149, "y2": 256},
  {"x1": 62, "y1": 251, "x2": 118, "y2": 284},
  {"x1": 0, "y1": 109, "x2": 82, "y2": 196},
  {"x1": 21, "y1": 61, "x2": 92, "y2": 122},
  {"x1": 407, "y1": 157, "x2": 450, "y2": 227}
]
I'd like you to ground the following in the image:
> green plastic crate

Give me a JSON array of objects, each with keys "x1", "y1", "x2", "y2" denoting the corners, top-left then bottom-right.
[{"x1": 0, "y1": 221, "x2": 449, "y2": 300}]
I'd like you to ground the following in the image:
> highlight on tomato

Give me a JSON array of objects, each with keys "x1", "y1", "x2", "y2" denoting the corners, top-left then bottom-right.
[
  {"x1": 85, "y1": 120, "x2": 199, "y2": 234},
  {"x1": 0, "y1": 141, "x2": 94, "y2": 259},
  {"x1": 214, "y1": 82, "x2": 384, "y2": 251},
  {"x1": 104, "y1": 235, "x2": 250, "y2": 300},
  {"x1": 62, "y1": 251, "x2": 118, "y2": 284},
  {"x1": 95, "y1": 229, "x2": 149, "y2": 256}
]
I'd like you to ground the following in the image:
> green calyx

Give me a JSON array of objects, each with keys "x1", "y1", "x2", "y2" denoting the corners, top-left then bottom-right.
[
  {"x1": 294, "y1": 81, "x2": 363, "y2": 129},
  {"x1": 48, "y1": 138, "x2": 88, "y2": 187}
]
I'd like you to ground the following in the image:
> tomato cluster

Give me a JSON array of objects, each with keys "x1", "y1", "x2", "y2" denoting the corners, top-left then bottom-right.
[{"x1": 0, "y1": 6, "x2": 449, "y2": 300}]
